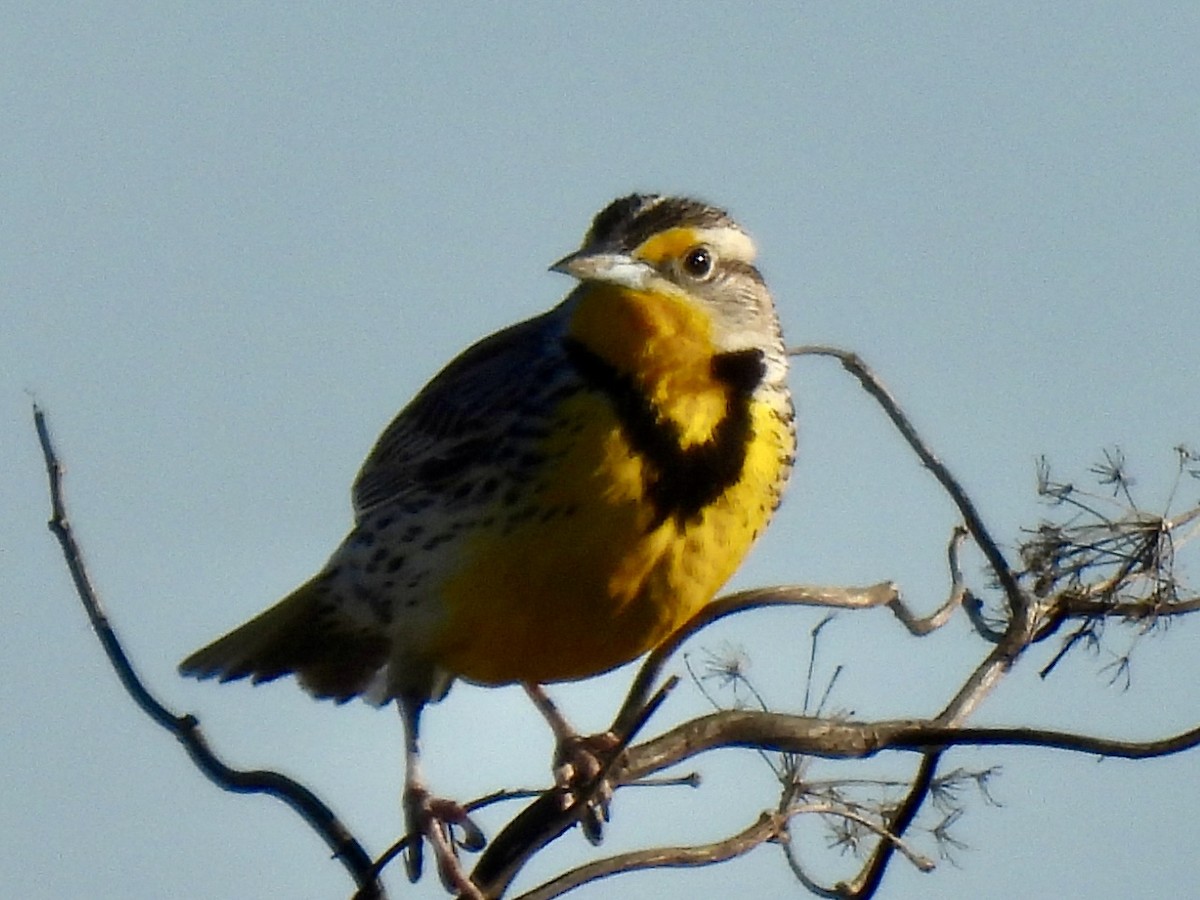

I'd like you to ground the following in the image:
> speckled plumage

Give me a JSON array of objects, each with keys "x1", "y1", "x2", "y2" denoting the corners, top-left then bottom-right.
[
  {"x1": 181, "y1": 195, "x2": 795, "y2": 709},
  {"x1": 179, "y1": 193, "x2": 797, "y2": 886}
]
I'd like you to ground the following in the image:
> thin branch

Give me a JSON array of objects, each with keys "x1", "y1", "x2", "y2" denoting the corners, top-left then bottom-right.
[
  {"x1": 962, "y1": 590, "x2": 1006, "y2": 644},
  {"x1": 888, "y1": 526, "x2": 971, "y2": 636},
  {"x1": 935, "y1": 633, "x2": 1026, "y2": 726},
  {"x1": 842, "y1": 752, "x2": 942, "y2": 898},
  {"x1": 513, "y1": 811, "x2": 788, "y2": 900},
  {"x1": 612, "y1": 582, "x2": 899, "y2": 736},
  {"x1": 1060, "y1": 593, "x2": 1200, "y2": 619},
  {"x1": 466, "y1": 676, "x2": 681, "y2": 898},
  {"x1": 619, "y1": 710, "x2": 1200, "y2": 779},
  {"x1": 524, "y1": 798, "x2": 934, "y2": 900},
  {"x1": 804, "y1": 615, "x2": 838, "y2": 715},
  {"x1": 469, "y1": 791, "x2": 580, "y2": 897},
  {"x1": 779, "y1": 832, "x2": 846, "y2": 900},
  {"x1": 790, "y1": 345, "x2": 1025, "y2": 617},
  {"x1": 33, "y1": 405, "x2": 387, "y2": 900},
  {"x1": 818, "y1": 801, "x2": 936, "y2": 871}
]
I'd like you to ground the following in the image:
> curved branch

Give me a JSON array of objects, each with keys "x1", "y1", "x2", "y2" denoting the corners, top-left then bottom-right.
[
  {"x1": 790, "y1": 345, "x2": 1025, "y2": 617},
  {"x1": 612, "y1": 582, "x2": 899, "y2": 736},
  {"x1": 470, "y1": 791, "x2": 579, "y2": 896},
  {"x1": 888, "y1": 526, "x2": 971, "y2": 636},
  {"x1": 33, "y1": 405, "x2": 387, "y2": 900},
  {"x1": 778, "y1": 795, "x2": 937, "y2": 899},
  {"x1": 519, "y1": 796, "x2": 934, "y2": 900},
  {"x1": 513, "y1": 811, "x2": 787, "y2": 900}
]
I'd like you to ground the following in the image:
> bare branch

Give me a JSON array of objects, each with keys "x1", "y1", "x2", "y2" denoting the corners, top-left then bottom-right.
[
  {"x1": 513, "y1": 811, "x2": 787, "y2": 900},
  {"x1": 469, "y1": 791, "x2": 583, "y2": 896},
  {"x1": 612, "y1": 582, "x2": 899, "y2": 737},
  {"x1": 887, "y1": 526, "x2": 971, "y2": 636},
  {"x1": 473, "y1": 707, "x2": 1200, "y2": 898},
  {"x1": 817, "y1": 800, "x2": 937, "y2": 869},
  {"x1": 841, "y1": 752, "x2": 943, "y2": 898},
  {"x1": 777, "y1": 753, "x2": 943, "y2": 899},
  {"x1": 936, "y1": 638, "x2": 1025, "y2": 725},
  {"x1": 518, "y1": 796, "x2": 938, "y2": 900},
  {"x1": 1061, "y1": 593, "x2": 1200, "y2": 619},
  {"x1": 33, "y1": 405, "x2": 388, "y2": 900},
  {"x1": 620, "y1": 710, "x2": 1200, "y2": 778},
  {"x1": 1020, "y1": 454, "x2": 1200, "y2": 675},
  {"x1": 790, "y1": 345, "x2": 1025, "y2": 617}
]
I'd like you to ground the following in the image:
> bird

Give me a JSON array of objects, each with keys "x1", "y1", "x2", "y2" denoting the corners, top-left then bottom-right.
[{"x1": 179, "y1": 193, "x2": 796, "y2": 894}]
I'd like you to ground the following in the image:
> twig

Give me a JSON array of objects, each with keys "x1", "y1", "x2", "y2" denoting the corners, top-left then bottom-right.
[
  {"x1": 517, "y1": 794, "x2": 936, "y2": 900},
  {"x1": 887, "y1": 526, "x2": 975, "y2": 637},
  {"x1": 819, "y1": 801, "x2": 936, "y2": 872},
  {"x1": 33, "y1": 405, "x2": 387, "y2": 900},
  {"x1": 790, "y1": 346, "x2": 1025, "y2": 617},
  {"x1": 843, "y1": 752, "x2": 942, "y2": 898},
  {"x1": 1061, "y1": 593, "x2": 1200, "y2": 619}
]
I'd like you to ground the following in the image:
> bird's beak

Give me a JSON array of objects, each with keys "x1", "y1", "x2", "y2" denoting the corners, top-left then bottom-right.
[{"x1": 549, "y1": 249, "x2": 653, "y2": 290}]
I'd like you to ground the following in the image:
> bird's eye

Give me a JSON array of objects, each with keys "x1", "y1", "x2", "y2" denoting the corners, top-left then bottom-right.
[{"x1": 681, "y1": 246, "x2": 715, "y2": 280}]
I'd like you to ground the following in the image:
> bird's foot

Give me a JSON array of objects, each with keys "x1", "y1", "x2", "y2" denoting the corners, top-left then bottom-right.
[
  {"x1": 403, "y1": 785, "x2": 487, "y2": 898},
  {"x1": 553, "y1": 730, "x2": 623, "y2": 845}
]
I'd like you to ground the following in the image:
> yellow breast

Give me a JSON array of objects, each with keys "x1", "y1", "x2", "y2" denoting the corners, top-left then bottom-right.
[{"x1": 434, "y1": 283, "x2": 792, "y2": 685}]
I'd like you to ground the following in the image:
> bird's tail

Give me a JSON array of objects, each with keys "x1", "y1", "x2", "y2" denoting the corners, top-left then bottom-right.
[{"x1": 178, "y1": 574, "x2": 390, "y2": 702}]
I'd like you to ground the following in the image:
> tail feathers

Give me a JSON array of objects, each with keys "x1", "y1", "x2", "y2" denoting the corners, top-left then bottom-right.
[{"x1": 178, "y1": 575, "x2": 391, "y2": 703}]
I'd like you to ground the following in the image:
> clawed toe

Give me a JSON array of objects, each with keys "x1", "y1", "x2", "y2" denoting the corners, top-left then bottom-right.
[
  {"x1": 522, "y1": 685, "x2": 630, "y2": 846},
  {"x1": 425, "y1": 795, "x2": 486, "y2": 851},
  {"x1": 404, "y1": 786, "x2": 486, "y2": 898},
  {"x1": 553, "y1": 731, "x2": 622, "y2": 844}
]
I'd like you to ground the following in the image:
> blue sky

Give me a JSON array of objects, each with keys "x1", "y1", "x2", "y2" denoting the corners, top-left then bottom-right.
[{"x1": 5, "y1": 4, "x2": 1199, "y2": 898}]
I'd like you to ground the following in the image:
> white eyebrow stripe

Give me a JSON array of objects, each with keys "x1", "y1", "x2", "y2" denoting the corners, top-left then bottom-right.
[{"x1": 687, "y1": 227, "x2": 757, "y2": 264}]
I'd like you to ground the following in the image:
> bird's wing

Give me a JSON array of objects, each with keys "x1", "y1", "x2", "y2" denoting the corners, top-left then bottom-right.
[{"x1": 352, "y1": 307, "x2": 568, "y2": 517}]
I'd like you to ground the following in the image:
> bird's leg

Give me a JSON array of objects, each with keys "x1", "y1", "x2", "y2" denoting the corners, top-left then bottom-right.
[
  {"x1": 398, "y1": 696, "x2": 486, "y2": 898},
  {"x1": 523, "y1": 683, "x2": 621, "y2": 844}
]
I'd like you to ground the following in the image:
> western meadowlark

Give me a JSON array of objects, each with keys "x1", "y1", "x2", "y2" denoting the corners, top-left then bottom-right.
[{"x1": 180, "y1": 193, "x2": 796, "y2": 893}]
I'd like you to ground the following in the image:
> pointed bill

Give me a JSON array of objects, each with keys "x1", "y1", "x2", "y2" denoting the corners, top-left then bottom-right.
[{"x1": 549, "y1": 250, "x2": 655, "y2": 291}]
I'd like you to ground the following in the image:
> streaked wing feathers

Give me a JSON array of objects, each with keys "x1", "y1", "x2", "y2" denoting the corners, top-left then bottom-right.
[{"x1": 352, "y1": 309, "x2": 565, "y2": 516}]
